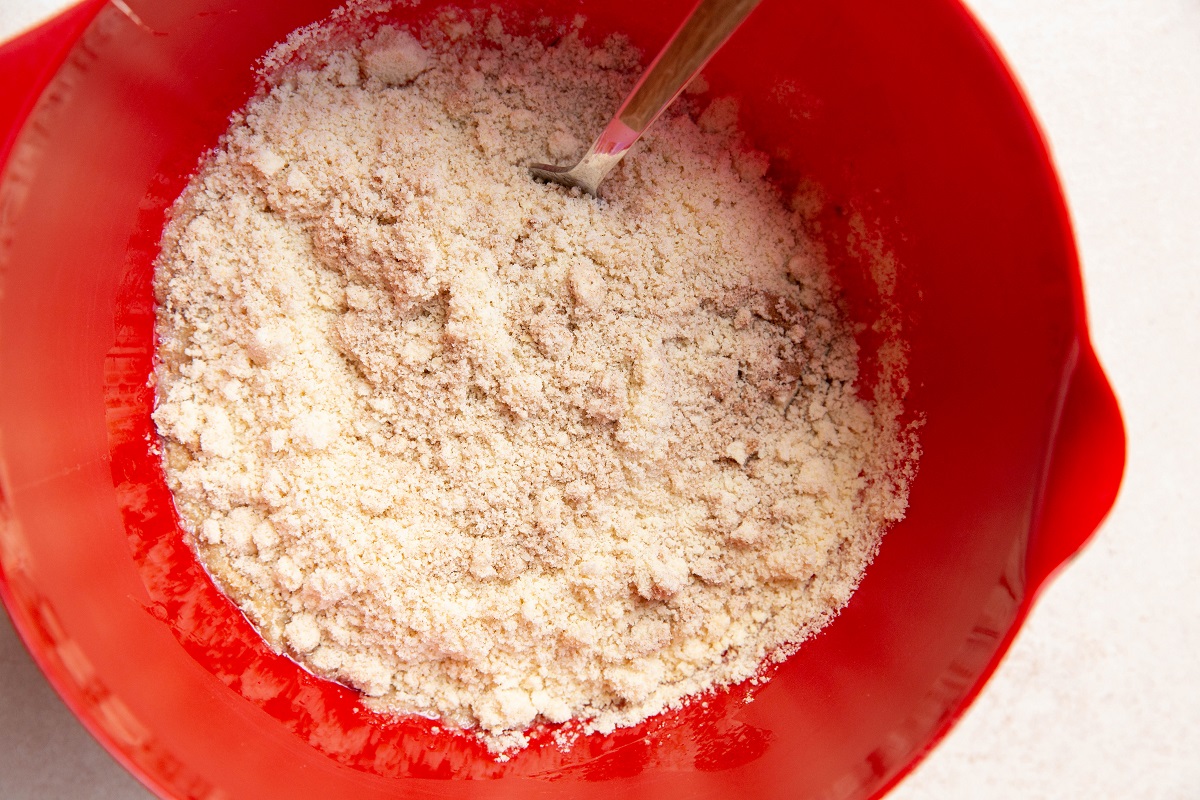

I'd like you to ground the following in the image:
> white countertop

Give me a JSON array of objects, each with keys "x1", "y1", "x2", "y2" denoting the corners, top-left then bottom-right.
[{"x1": 2, "y1": 1, "x2": 1198, "y2": 798}]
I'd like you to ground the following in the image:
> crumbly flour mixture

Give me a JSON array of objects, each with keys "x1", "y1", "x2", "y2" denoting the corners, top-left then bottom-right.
[{"x1": 153, "y1": 10, "x2": 913, "y2": 754}]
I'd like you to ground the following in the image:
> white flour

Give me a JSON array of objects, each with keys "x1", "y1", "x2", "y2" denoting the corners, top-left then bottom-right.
[{"x1": 152, "y1": 10, "x2": 914, "y2": 755}]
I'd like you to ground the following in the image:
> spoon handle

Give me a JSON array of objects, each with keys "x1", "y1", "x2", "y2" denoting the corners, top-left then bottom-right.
[
  {"x1": 529, "y1": 0, "x2": 762, "y2": 195},
  {"x1": 584, "y1": 0, "x2": 762, "y2": 161},
  {"x1": 620, "y1": 0, "x2": 761, "y2": 133}
]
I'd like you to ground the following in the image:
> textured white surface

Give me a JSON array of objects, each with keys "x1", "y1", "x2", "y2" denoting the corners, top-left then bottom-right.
[
  {"x1": 0, "y1": 0, "x2": 67, "y2": 40},
  {"x1": 1, "y1": 1, "x2": 1198, "y2": 798}
]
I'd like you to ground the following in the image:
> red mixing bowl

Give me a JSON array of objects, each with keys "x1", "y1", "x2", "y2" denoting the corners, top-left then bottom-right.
[{"x1": 0, "y1": 0, "x2": 1125, "y2": 798}]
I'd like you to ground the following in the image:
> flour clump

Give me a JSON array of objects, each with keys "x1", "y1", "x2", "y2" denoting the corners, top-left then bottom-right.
[{"x1": 152, "y1": 11, "x2": 915, "y2": 755}]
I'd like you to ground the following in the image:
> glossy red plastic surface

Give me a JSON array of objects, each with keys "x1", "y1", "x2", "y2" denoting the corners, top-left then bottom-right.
[{"x1": 0, "y1": 1, "x2": 1125, "y2": 798}]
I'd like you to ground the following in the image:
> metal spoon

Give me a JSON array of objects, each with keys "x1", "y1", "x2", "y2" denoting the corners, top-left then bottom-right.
[{"x1": 529, "y1": 0, "x2": 763, "y2": 196}]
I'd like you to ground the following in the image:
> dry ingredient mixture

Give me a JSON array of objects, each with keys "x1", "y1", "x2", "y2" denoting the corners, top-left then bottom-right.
[{"x1": 153, "y1": 10, "x2": 914, "y2": 755}]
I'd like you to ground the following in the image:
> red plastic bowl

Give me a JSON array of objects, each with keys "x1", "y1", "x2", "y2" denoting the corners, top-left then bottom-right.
[{"x1": 0, "y1": 0, "x2": 1124, "y2": 798}]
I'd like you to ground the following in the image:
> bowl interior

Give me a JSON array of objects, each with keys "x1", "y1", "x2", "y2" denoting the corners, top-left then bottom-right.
[{"x1": 0, "y1": 0, "x2": 1087, "y2": 797}]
